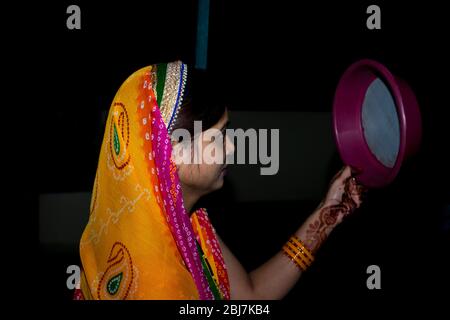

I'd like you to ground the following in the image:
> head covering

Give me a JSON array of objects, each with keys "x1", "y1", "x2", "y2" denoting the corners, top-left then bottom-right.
[
  {"x1": 78, "y1": 61, "x2": 229, "y2": 299},
  {"x1": 154, "y1": 61, "x2": 187, "y2": 134}
]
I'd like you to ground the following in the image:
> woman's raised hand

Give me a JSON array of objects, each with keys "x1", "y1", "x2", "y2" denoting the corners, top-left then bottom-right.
[{"x1": 321, "y1": 165, "x2": 367, "y2": 222}]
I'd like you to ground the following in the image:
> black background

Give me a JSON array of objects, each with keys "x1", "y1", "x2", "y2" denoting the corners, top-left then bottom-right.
[{"x1": 37, "y1": 0, "x2": 449, "y2": 308}]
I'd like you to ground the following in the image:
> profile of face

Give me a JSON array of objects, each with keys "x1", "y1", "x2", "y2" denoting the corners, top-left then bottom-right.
[{"x1": 172, "y1": 109, "x2": 235, "y2": 198}]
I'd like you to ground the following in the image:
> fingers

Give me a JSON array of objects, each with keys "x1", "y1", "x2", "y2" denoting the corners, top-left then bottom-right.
[
  {"x1": 346, "y1": 177, "x2": 367, "y2": 208},
  {"x1": 343, "y1": 166, "x2": 353, "y2": 179},
  {"x1": 329, "y1": 165, "x2": 351, "y2": 186},
  {"x1": 329, "y1": 166, "x2": 345, "y2": 185},
  {"x1": 336, "y1": 166, "x2": 353, "y2": 184}
]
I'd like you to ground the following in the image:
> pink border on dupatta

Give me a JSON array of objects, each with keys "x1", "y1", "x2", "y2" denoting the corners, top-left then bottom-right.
[{"x1": 138, "y1": 70, "x2": 213, "y2": 299}]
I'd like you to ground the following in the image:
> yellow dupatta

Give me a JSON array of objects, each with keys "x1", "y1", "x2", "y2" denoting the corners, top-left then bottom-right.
[{"x1": 78, "y1": 62, "x2": 230, "y2": 300}]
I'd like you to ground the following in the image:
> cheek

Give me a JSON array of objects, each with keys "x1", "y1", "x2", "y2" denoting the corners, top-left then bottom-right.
[
  {"x1": 176, "y1": 137, "x2": 225, "y2": 190},
  {"x1": 179, "y1": 163, "x2": 222, "y2": 188},
  {"x1": 177, "y1": 164, "x2": 198, "y2": 186}
]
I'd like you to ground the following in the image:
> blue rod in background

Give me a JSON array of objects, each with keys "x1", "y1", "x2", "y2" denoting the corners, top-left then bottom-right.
[{"x1": 195, "y1": 0, "x2": 210, "y2": 70}]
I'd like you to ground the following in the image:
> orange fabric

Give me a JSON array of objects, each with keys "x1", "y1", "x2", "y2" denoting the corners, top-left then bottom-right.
[{"x1": 79, "y1": 66, "x2": 199, "y2": 299}]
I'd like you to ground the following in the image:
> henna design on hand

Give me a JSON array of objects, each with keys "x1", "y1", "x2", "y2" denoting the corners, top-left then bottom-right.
[{"x1": 305, "y1": 176, "x2": 367, "y2": 253}]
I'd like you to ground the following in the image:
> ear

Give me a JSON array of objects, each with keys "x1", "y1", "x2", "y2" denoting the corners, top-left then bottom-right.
[
  {"x1": 170, "y1": 139, "x2": 178, "y2": 159},
  {"x1": 171, "y1": 141, "x2": 191, "y2": 167},
  {"x1": 171, "y1": 139, "x2": 179, "y2": 147}
]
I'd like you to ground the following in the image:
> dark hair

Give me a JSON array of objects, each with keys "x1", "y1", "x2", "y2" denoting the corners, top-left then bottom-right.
[{"x1": 169, "y1": 67, "x2": 227, "y2": 140}]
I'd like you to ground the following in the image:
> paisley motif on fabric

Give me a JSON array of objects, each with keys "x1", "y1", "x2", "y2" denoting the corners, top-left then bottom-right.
[
  {"x1": 97, "y1": 242, "x2": 134, "y2": 300},
  {"x1": 109, "y1": 102, "x2": 131, "y2": 170}
]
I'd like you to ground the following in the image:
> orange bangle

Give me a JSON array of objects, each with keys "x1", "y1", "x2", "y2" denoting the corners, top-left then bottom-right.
[
  {"x1": 284, "y1": 242, "x2": 310, "y2": 268},
  {"x1": 282, "y1": 248, "x2": 308, "y2": 271},
  {"x1": 282, "y1": 235, "x2": 315, "y2": 271},
  {"x1": 289, "y1": 236, "x2": 314, "y2": 262}
]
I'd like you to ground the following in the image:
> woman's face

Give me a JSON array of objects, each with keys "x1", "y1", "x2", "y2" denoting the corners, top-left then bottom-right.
[{"x1": 174, "y1": 109, "x2": 234, "y2": 196}]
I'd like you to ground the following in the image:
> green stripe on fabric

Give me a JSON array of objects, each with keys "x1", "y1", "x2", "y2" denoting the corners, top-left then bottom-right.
[
  {"x1": 196, "y1": 241, "x2": 222, "y2": 300},
  {"x1": 156, "y1": 63, "x2": 167, "y2": 107}
]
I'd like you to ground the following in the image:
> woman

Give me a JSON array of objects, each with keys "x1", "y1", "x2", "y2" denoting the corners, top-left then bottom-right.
[{"x1": 76, "y1": 61, "x2": 365, "y2": 300}]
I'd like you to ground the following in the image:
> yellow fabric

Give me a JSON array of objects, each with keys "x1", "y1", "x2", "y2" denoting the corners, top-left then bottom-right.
[{"x1": 79, "y1": 66, "x2": 199, "y2": 299}]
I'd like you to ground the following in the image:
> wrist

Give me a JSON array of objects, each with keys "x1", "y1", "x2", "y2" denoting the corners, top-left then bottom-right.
[{"x1": 297, "y1": 203, "x2": 341, "y2": 254}]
